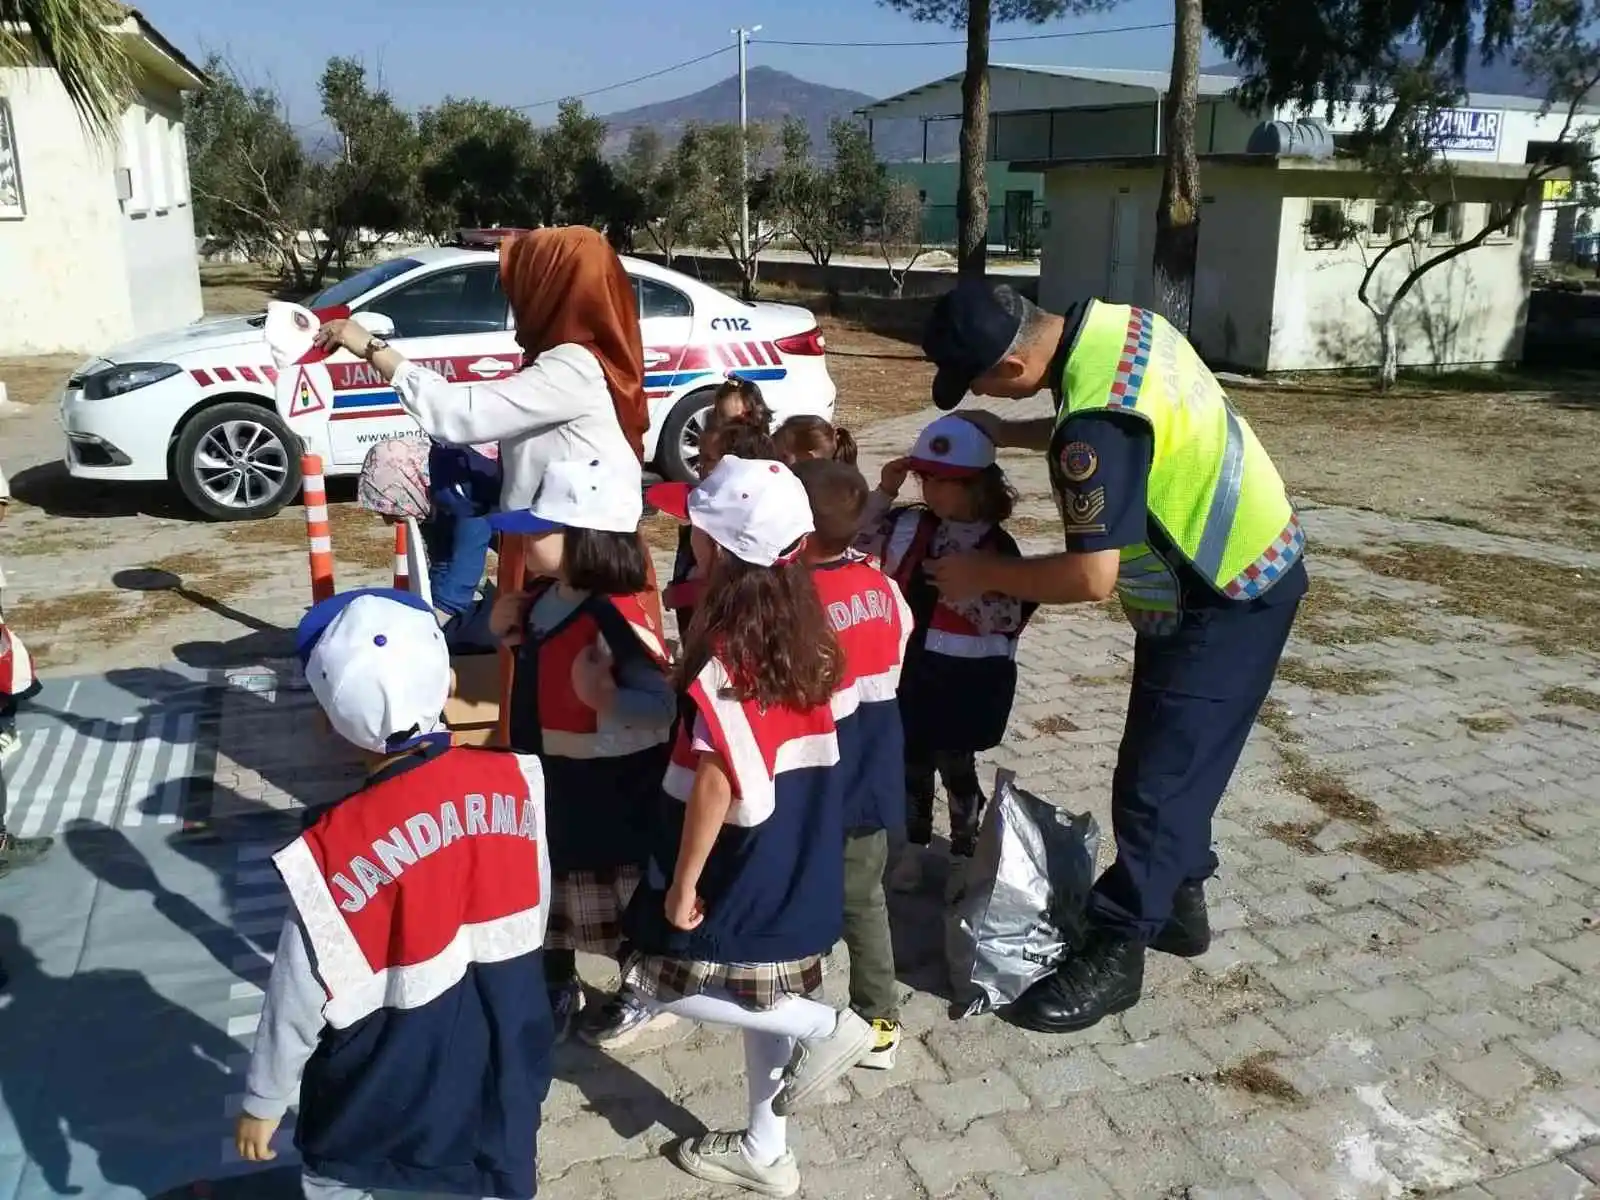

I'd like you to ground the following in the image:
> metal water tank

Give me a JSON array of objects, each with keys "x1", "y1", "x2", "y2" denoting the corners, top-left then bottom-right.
[{"x1": 1246, "y1": 119, "x2": 1336, "y2": 160}]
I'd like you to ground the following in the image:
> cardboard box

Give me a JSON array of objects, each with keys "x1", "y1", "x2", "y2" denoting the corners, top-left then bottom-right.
[{"x1": 446, "y1": 652, "x2": 502, "y2": 747}]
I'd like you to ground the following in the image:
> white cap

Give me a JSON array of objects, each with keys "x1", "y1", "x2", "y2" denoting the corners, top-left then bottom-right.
[
  {"x1": 297, "y1": 589, "x2": 450, "y2": 754},
  {"x1": 687, "y1": 455, "x2": 813, "y2": 567},
  {"x1": 908, "y1": 414, "x2": 996, "y2": 477},
  {"x1": 264, "y1": 301, "x2": 320, "y2": 370},
  {"x1": 489, "y1": 456, "x2": 643, "y2": 535}
]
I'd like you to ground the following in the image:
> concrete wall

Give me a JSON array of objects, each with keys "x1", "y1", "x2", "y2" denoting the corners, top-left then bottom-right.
[
  {"x1": 1269, "y1": 174, "x2": 1534, "y2": 371},
  {"x1": 887, "y1": 161, "x2": 1043, "y2": 208},
  {"x1": 0, "y1": 62, "x2": 200, "y2": 357},
  {"x1": 117, "y1": 81, "x2": 202, "y2": 338},
  {"x1": 0, "y1": 64, "x2": 131, "y2": 355}
]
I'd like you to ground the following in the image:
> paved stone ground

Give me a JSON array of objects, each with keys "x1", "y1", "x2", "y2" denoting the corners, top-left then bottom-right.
[{"x1": 2, "y1": 396, "x2": 1600, "y2": 1199}]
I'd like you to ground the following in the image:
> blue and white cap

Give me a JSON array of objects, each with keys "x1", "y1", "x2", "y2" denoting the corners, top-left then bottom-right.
[{"x1": 297, "y1": 588, "x2": 450, "y2": 754}]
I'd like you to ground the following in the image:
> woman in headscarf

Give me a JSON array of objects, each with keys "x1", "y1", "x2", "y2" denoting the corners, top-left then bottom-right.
[
  {"x1": 313, "y1": 226, "x2": 663, "y2": 630},
  {"x1": 313, "y1": 226, "x2": 649, "y2": 509}
]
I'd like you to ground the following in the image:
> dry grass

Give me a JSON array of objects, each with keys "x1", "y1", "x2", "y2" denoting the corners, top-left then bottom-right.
[
  {"x1": 1542, "y1": 685, "x2": 1600, "y2": 712},
  {"x1": 1280, "y1": 748, "x2": 1382, "y2": 825},
  {"x1": 1293, "y1": 572, "x2": 1439, "y2": 648},
  {"x1": 1033, "y1": 714, "x2": 1081, "y2": 734},
  {"x1": 1006, "y1": 515, "x2": 1064, "y2": 541},
  {"x1": 641, "y1": 511, "x2": 684, "y2": 554},
  {"x1": 1230, "y1": 380, "x2": 1600, "y2": 550},
  {"x1": 0, "y1": 355, "x2": 79, "y2": 405},
  {"x1": 1215, "y1": 1052, "x2": 1305, "y2": 1105},
  {"x1": 1459, "y1": 714, "x2": 1517, "y2": 734},
  {"x1": 1264, "y1": 819, "x2": 1326, "y2": 855},
  {"x1": 200, "y1": 264, "x2": 283, "y2": 316},
  {"x1": 1276, "y1": 658, "x2": 1395, "y2": 696},
  {"x1": 1355, "y1": 543, "x2": 1600, "y2": 656},
  {"x1": 1256, "y1": 698, "x2": 1304, "y2": 744},
  {"x1": 1349, "y1": 829, "x2": 1485, "y2": 871}
]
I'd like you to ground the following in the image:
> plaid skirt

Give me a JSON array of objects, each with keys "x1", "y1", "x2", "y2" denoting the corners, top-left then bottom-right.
[
  {"x1": 621, "y1": 951, "x2": 825, "y2": 1012},
  {"x1": 545, "y1": 866, "x2": 641, "y2": 956}
]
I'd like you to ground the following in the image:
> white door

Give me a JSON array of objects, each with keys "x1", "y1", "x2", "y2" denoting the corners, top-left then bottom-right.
[
  {"x1": 1107, "y1": 193, "x2": 1141, "y2": 303},
  {"x1": 633, "y1": 274, "x2": 694, "y2": 396},
  {"x1": 326, "y1": 263, "x2": 520, "y2": 467}
]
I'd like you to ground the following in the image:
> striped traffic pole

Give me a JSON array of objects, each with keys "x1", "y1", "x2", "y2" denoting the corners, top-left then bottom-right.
[
  {"x1": 494, "y1": 533, "x2": 526, "y2": 747},
  {"x1": 392, "y1": 521, "x2": 409, "y2": 591},
  {"x1": 302, "y1": 454, "x2": 335, "y2": 603}
]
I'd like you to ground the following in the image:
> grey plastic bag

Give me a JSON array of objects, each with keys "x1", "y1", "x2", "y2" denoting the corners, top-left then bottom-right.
[{"x1": 946, "y1": 769, "x2": 1100, "y2": 1017}]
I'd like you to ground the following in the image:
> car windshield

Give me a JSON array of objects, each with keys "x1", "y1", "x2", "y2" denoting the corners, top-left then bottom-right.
[{"x1": 305, "y1": 257, "x2": 422, "y2": 310}]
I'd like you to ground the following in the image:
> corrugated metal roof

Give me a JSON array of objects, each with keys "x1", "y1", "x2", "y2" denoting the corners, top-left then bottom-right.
[{"x1": 986, "y1": 63, "x2": 1241, "y2": 96}]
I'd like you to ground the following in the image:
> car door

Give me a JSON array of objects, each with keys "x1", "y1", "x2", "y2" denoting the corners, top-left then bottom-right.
[
  {"x1": 325, "y1": 263, "x2": 520, "y2": 467},
  {"x1": 633, "y1": 274, "x2": 694, "y2": 402}
]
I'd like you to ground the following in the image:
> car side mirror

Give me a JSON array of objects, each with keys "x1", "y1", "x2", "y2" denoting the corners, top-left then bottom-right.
[{"x1": 352, "y1": 310, "x2": 396, "y2": 339}]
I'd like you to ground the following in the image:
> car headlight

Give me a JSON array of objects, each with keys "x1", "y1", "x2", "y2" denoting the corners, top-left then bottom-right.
[{"x1": 81, "y1": 362, "x2": 181, "y2": 400}]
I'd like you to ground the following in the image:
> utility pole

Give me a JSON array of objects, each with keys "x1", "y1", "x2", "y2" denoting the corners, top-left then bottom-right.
[{"x1": 733, "y1": 24, "x2": 763, "y2": 264}]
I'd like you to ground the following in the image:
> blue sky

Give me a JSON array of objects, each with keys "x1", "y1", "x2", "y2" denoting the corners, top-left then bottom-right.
[{"x1": 139, "y1": 0, "x2": 1202, "y2": 126}]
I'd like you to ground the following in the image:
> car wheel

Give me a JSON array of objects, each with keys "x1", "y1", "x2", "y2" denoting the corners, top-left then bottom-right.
[
  {"x1": 173, "y1": 401, "x2": 302, "y2": 521},
  {"x1": 657, "y1": 388, "x2": 718, "y2": 483}
]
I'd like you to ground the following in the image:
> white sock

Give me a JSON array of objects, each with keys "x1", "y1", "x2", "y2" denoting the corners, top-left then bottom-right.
[{"x1": 653, "y1": 990, "x2": 837, "y2": 1042}]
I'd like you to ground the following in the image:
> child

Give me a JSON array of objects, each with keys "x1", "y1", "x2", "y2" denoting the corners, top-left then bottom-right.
[
  {"x1": 774, "y1": 416, "x2": 858, "y2": 466},
  {"x1": 711, "y1": 376, "x2": 773, "y2": 431},
  {"x1": 488, "y1": 456, "x2": 676, "y2": 1049},
  {"x1": 856, "y1": 415, "x2": 1037, "y2": 863},
  {"x1": 661, "y1": 419, "x2": 780, "y2": 641},
  {"x1": 624, "y1": 457, "x2": 874, "y2": 1197},
  {"x1": 234, "y1": 587, "x2": 553, "y2": 1200},
  {"x1": 357, "y1": 437, "x2": 501, "y2": 651},
  {"x1": 0, "y1": 462, "x2": 36, "y2": 770},
  {"x1": 792, "y1": 458, "x2": 912, "y2": 1071}
]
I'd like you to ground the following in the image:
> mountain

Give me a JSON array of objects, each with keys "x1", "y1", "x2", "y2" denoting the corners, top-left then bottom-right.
[{"x1": 599, "y1": 66, "x2": 925, "y2": 162}]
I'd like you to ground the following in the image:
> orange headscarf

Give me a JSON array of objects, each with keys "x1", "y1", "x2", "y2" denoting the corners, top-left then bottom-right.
[{"x1": 499, "y1": 227, "x2": 648, "y2": 463}]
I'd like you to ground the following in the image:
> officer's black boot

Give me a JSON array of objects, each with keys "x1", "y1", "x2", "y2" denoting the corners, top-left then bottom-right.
[
  {"x1": 1151, "y1": 881, "x2": 1211, "y2": 958},
  {"x1": 1006, "y1": 930, "x2": 1145, "y2": 1034}
]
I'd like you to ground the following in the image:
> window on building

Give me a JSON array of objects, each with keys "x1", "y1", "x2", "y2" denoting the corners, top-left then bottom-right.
[
  {"x1": 633, "y1": 276, "x2": 693, "y2": 321},
  {"x1": 171, "y1": 119, "x2": 190, "y2": 206},
  {"x1": 368, "y1": 265, "x2": 509, "y2": 338},
  {"x1": 148, "y1": 110, "x2": 171, "y2": 211},
  {"x1": 119, "y1": 105, "x2": 149, "y2": 213},
  {"x1": 1368, "y1": 202, "x2": 1396, "y2": 245},
  {"x1": 1487, "y1": 201, "x2": 1522, "y2": 240},
  {"x1": 0, "y1": 99, "x2": 23, "y2": 218},
  {"x1": 1428, "y1": 202, "x2": 1461, "y2": 242},
  {"x1": 1303, "y1": 199, "x2": 1349, "y2": 249}
]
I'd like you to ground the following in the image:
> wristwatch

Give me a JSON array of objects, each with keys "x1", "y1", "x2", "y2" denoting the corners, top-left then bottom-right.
[{"x1": 362, "y1": 336, "x2": 390, "y2": 362}]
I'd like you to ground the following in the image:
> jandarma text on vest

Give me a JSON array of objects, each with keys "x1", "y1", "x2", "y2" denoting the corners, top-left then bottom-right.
[
  {"x1": 330, "y1": 792, "x2": 540, "y2": 914},
  {"x1": 824, "y1": 587, "x2": 896, "y2": 634}
]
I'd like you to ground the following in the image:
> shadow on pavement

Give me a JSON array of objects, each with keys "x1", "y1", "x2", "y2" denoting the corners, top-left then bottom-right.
[
  {"x1": 9, "y1": 461, "x2": 195, "y2": 523},
  {"x1": 0, "y1": 915, "x2": 242, "y2": 1198}
]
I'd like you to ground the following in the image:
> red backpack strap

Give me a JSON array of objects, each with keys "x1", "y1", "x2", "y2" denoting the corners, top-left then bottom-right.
[{"x1": 889, "y1": 510, "x2": 941, "y2": 590}]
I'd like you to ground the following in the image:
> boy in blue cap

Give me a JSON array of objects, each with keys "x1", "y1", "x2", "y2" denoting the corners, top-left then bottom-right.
[{"x1": 234, "y1": 587, "x2": 554, "y2": 1199}]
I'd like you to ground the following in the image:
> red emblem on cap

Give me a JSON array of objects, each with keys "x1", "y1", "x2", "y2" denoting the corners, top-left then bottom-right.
[
  {"x1": 929, "y1": 435, "x2": 951, "y2": 456},
  {"x1": 769, "y1": 464, "x2": 781, "y2": 473}
]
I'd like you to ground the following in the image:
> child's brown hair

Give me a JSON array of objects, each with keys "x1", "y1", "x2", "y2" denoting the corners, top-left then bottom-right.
[
  {"x1": 792, "y1": 459, "x2": 868, "y2": 559},
  {"x1": 710, "y1": 377, "x2": 772, "y2": 430},
  {"x1": 938, "y1": 464, "x2": 1018, "y2": 525},
  {"x1": 677, "y1": 555, "x2": 845, "y2": 710},
  {"x1": 699, "y1": 420, "x2": 779, "y2": 476},
  {"x1": 774, "y1": 416, "x2": 857, "y2": 466}
]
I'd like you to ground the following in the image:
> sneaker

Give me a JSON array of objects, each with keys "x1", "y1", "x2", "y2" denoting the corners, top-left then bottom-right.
[
  {"x1": 673, "y1": 1131, "x2": 799, "y2": 1197},
  {"x1": 0, "y1": 833, "x2": 52, "y2": 877},
  {"x1": 856, "y1": 1019, "x2": 901, "y2": 1071},
  {"x1": 579, "y1": 988, "x2": 677, "y2": 1051},
  {"x1": 0, "y1": 729, "x2": 19, "y2": 765},
  {"x1": 772, "y1": 1008, "x2": 874, "y2": 1115},
  {"x1": 547, "y1": 978, "x2": 583, "y2": 1044}
]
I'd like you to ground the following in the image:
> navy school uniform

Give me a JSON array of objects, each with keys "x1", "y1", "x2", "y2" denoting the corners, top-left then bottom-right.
[
  {"x1": 269, "y1": 742, "x2": 553, "y2": 1198},
  {"x1": 811, "y1": 551, "x2": 912, "y2": 832},
  {"x1": 507, "y1": 584, "x2": 673, "y2": 874},
  {"x1": 876, "y1": 506, "x2": 1039, "y2": 758},
  {"x1": 624, "y1": 655, "x2": 847, "y2": 966},
  {"x1": 1052, "y1": 410, "x2": 1308, "y2": 939}
]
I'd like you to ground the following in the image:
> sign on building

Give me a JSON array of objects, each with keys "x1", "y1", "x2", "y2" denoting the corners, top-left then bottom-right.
[{"x1": 1429, "y1": 109, "x2": 1503, "y2": 153}]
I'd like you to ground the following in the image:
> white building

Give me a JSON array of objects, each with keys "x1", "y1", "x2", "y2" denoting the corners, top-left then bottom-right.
[
  {"x1": 864, "y1": 64, "x2": 1597, "y2": 373},
  {"x1": 0, "y1": 10, "x2": 205, "y2": 356}
]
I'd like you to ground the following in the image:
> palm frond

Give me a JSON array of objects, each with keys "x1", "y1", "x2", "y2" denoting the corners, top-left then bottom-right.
[{"x1": 0, "y1": 0, "x2": 134, "y2": 137}]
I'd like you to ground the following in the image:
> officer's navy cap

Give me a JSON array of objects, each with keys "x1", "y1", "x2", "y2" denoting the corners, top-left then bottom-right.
[{"x1": 922, "y1": 280, "x2": 1025, "y2": 412}]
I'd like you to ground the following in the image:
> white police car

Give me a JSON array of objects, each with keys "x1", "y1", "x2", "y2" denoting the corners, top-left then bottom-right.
[{"x1": 58, "y1": 247, "x2": 836, "y2": 519}]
